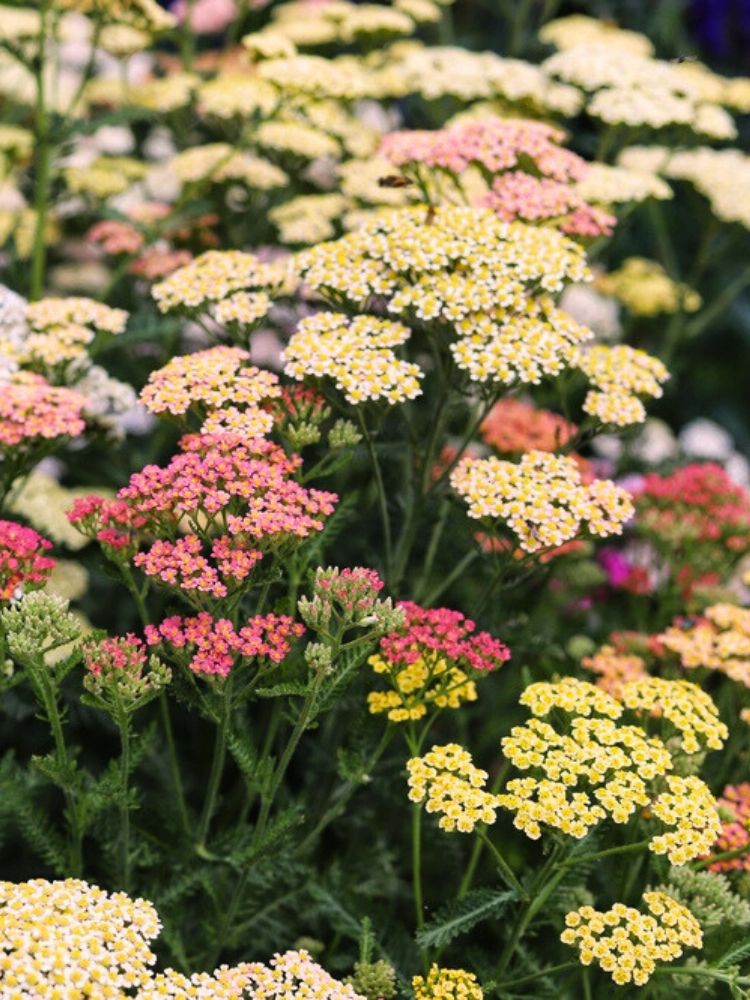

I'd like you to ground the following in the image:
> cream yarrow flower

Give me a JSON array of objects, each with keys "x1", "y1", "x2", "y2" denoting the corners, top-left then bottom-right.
[
  {"x1": 407, "y1": 744, "x2": 498, "y2": 833},
  {"x1": 450, "y1": 450, "x2": 634, "y2": 553},
  {"x1": 574, "y1": 344, "x2": 669, "y2": 428},
  {"x1": 283, "y1": 312, "x2": 423, "y2": 405},
  {"x1": 140, "y1": 346, "x2": 281, "y2": 438}
]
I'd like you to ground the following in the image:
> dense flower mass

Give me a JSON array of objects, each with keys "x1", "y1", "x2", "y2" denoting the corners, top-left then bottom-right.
[
  {"x1": 152, "y1": 249, "x2": 286, "y2": 313},
  {"x1": 0, "y1": 878, "x2": 161, "y2": 995},
  {"x1": 379, "y1": 116, "x2": 617, "y2": 236},
  {"x1": 620, "y1": 676, "x2": 727, "y2": 755},
  {"x1": 658, "y1": 603, "x2": 750, "y2": 688},
  {"x1": 561, "y1": 891, "x2": 703, "y2": 986},
  {"x1": 283, "y1": 312, "x2": 423, "y2": 405},
  {"x1": 0, "y1": 519, "x2": 55, "y2": 601},
  {"x1": 367, "y1": 603, "x2": 509, "y2": 722},
  {"x1": 635, "y1": 463, "x2": 750, "y2": 559},
  {"x1": 140, "y1": 345, "x2": 281, "y2": 437},
  {"x1": 297, "y1": 205, "x2": 593, "y2": 387},
  {"x1": 0, "y1": 373, "x2": 87, "y2": 448},
  {"x1": 597, "y1": 257, "x2": 701, "y2": 316},
  {"x1": 704, "y1": 783, "x2": 750, "y2": 873},
  {"x1": 573, "y1": 344, "x2": 669, "y2": 427},
  {"x1": 145, "y1": 611, "x2": 303, "y2": 678},
  {"x1": 407, "y1": 744, "x2": 499, "y2": 833},
  {"x1": 82, "y1": 633, "x2": 171, "y2": 702},
  {"x1": 582, "y1": 644, "x2": 649, "y2": 697},
  {"x1": 450, "y1": 450, "x2": 634, "y2": 553}
]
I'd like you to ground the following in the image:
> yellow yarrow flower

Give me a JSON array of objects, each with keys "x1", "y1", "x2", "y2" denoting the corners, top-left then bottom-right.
[
  {"x1": 367, "y1": 651, "x2": 476, "y2": 722},
  {"x1": 407, "y1": 744, "x2": 497, "y2": 833},
  {"x1": 413, "y1": 965, "x2": 483, "y2": 1000},
  {"x1": 561, "y1": 891, "x2": 702, "y2": 986}
]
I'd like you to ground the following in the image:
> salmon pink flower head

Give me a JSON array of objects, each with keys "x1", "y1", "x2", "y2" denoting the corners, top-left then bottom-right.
[
  {"x1": 480, "y1": 398, "x2": 577, "y2": 454},
  {"x1": 145, "y1": 611, "x2": 303, "y2": 678},
  {"x1": 0, "y1": 520, "x2": 55, "y2": 602},
  {"x1": 703, "y1": 783, "x2": 750, "y2": 873},
  {"x1": 0, "y1": 374, "x2": 87, "y2": 449},
  {"x1": 378, "y1": 602, "x2": 511, "y2": 674}
]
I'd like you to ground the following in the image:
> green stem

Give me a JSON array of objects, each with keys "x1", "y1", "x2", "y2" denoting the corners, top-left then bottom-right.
[
  {"x1": 477, "y1": 831, "x2": 526, "y2": 898},
  {"x1": 30, "y1": 0, "x2": 52, "y2": 300},
  {"x1": 160, "y1": 691, "x2": 190, "y2": 836},
  {"x1": 117, "y1": 710, "x2": 131, "y2": 892},
  {"x1": 412, "y1": 802, "x2": 425, "y2": 932},
  {"x1": 196, "y1": 683, "x2": 232, "y2": 847},
  {"x1": 357, "y1": 411, "x2": 393, "y2": 583},
  {"x1": 683, "y1": 263, "x2": 750, "y2": 341},
  {"x1": 554, "y1": 839, "x2": 651, "y2": 870},
  {"x1": 422, "y1": 550, "x2": 478, "y2": 607},
  {"x1": 493, "y1": 961, "x2": 579, "y2": 993},
  {"x1": 179, "y1": 0, "x2": 196, "y2": 71},
  {"x1": 495, "y1": 843, "x2": 564, "y2": 979},
  {"x1": 295, "y1": 726, "x2": 395, "y2": 854},
  {"x1": 38, "y1": 668, "x2": 83, "y2": 875}
]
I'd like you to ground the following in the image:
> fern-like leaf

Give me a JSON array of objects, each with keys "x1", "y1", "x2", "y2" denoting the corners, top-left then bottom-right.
[{"x1": 416, "y1": 889, "x2": 516, "y2": 950}]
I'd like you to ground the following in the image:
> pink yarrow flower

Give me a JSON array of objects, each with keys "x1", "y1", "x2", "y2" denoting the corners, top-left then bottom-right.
[
  {"x1": 0, "y1": 520, "x2": 56, "y2": 601},
  {"x1": 145, "y1": 611, "x2": 303, "y2": 677},
  {"x1": 377, "y1": 601, "x2": 511, "y2": 673}
]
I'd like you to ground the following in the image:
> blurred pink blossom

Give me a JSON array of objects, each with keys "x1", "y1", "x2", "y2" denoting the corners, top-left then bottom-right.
[{"x1": 172, "y1": 0, "x2": 236, "y2": 33}]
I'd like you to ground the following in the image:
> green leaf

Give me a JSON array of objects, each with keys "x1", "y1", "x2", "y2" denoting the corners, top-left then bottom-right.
[
  {"x1": 308, "y1": 884, "x2": 363, "y2": 940},
  {"x1": 256, "y1": 681, "x2": 311, "y2": 699},
  {"x1": 717, "y1": 938, "x2": 750, "y2": 969},
  {"x1": 416, "y1": 889, "x2": 516, "y2": 950}
]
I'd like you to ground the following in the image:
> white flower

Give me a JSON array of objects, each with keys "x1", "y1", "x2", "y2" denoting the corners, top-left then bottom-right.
[{"x1": 678, "y1": 418, "x2": 734, "y2": 460}]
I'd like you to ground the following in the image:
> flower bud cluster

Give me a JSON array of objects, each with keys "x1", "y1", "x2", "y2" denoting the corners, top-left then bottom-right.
[
  {"x1": 82, "y1": 633, "x2": 171, "y2": 707},
  {"x1": 298, "y1": 566, "x2": 404, "y2": 636}
]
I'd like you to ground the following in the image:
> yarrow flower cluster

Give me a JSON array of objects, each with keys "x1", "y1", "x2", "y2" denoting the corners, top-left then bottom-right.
[
  {"x1": 450, "y1": 450, "x2": 634, "y2": 553},
  {"x1": 283, "y1": 312, "x2": 423, "y2": 405},
  {"x1": 379, "y1": 116, "x2": 615, "y2": 236},
  {"x1": 479, "y1": 398, "x2": 577, "y2": 454},
  {"x1": 407, "y1": 744, "x2": 499, "y2": 833},
  {"x1": 596, "y1": 257, "x2": 701, "y2": 316},
  {"x1": 582, "y1": 643, "x2": 649, "y2": 698},
  {"x1": 91, "y1": 433, "x2": 337, "y2": 605},
  {"x1": 18, "y1": 296, "x2": 128, "y2": 369},
  {"x1": 0, "y1": 878, "x2": 161, "y2": 995},
  {"x1": 620, "y1": 676, "x2": 728, "y2": 755},
  {"x1": 561, "y1": 891, "x2": 703, "y2": 986},
  {"x1": 296, "y1": 206, "x2": 593, "y2": 389},
  {"x1": 497, "y1": 678, "x2": 721, "y2": 858},
  {"x1": 145, "y1": 611, "x2": 303, "y2": 678},
  {"x1": 0, "y1": 519, "x2": 55, "y2": 602},
  {"x1": 634, "y1": 463, "x2": 750, "y2": 567},
  {"x1": 412, "y1": 964, "x2": 483, "y2": 1000},
  {"x1": 0, "y1": 373, "x2": 87, "y2": 449},
  {"x1": 658, "y1": 603, "x2": 750, "y2": 688},
  {"x1": 140, "y1": 346, "x2": 282, "y2": 438},
  {"x1": 152, "y1": 250, "x2": 286, "y2": 315},
  {"x1": 649, "y1": 774, "x2": 722, "y2": 865},
  {"x1": 367, "y1": 602, "x2": 509, "y2": 722},
  {"x1": 573, "y1": 344, "x2": 669, "y2": 427}
]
